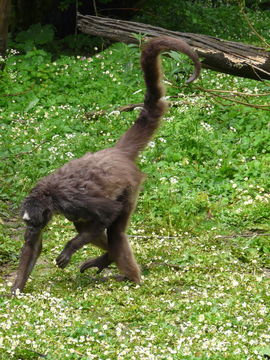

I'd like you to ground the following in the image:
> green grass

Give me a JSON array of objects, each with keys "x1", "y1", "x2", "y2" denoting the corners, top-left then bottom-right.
[{"x1": 0, "y1": 12, "x2": 270, "y2": 359}]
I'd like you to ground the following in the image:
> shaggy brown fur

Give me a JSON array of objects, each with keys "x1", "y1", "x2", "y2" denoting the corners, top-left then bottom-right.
[{"x1": 11, "y1": 36, "x2": 201, "y2": 293}]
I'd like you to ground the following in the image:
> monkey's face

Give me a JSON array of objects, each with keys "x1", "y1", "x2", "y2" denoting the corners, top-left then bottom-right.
[{"x1": 21, "y1": 196, "x2": 52, "y2": 228}]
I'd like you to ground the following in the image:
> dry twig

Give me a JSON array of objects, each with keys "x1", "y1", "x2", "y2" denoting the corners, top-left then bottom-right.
[{"x1": 194, "y1": 85, "x2": 270, "y2": 111}]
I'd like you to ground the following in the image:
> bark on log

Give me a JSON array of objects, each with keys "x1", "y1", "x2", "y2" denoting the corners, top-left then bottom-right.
[{"x1": 77, "y1": 13, "x2": 270, "y2": 81}]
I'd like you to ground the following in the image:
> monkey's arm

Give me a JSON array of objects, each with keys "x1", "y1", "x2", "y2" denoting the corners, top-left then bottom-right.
[
  {"x1": 56, "y1": 222, "x2": 106, "y2": 268},
  {"x1": 11, "y1": 227, "x2": 43, "y2": 294}
]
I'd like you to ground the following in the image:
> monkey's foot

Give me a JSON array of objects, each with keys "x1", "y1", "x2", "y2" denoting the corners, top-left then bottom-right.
[
  {"x1": 11, "y1": 285, "x2": 21, "y2": 296},
  {"x1": 80, "y1": 253, "x2": 112, "y2": 274},
  {"x1": 56, "y1": 252, "x2": 71, "y2": 269}
]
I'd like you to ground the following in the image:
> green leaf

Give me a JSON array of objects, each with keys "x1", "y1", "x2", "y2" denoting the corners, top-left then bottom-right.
[
  {"x1": 258, "y1": 346, "x2": 270, "y2": 356},
  {"x1": 168, "y1": 50, "x2": 182, "y2": 62},
  {"x1": 25, "y1": 97, "x2": 40, "y2": 112}
]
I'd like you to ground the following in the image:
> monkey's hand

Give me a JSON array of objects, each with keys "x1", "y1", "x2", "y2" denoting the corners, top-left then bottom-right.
[
  {"x1": 56, "y1": 252, "x2": 71, "y2": 269},
  {"x1": 80, "y1": 253, "x2": 112, "y2": 274}
]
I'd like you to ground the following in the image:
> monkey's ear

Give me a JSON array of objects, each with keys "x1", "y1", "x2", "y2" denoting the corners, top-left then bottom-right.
[{"x1": 57, "y1": 196, "x2": 123, "y2": 228}]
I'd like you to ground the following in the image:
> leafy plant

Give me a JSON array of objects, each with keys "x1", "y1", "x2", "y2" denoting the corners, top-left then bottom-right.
[{"x1": 10, "y1": 24, "x2": 55, "y2": 52}]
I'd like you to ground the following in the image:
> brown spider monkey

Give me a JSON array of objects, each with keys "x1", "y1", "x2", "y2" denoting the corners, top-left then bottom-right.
[{"x1": 11, "y1": 36, "x2": 201, "y2": 294}]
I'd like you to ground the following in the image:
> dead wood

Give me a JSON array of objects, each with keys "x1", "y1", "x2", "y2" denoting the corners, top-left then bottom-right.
[{"x1": 77, "y1": 14, "x2": 270, "y2": 81}]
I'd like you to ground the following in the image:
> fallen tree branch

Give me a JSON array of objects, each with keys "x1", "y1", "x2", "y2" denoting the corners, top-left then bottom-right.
[
  {"x1": 84, "y1": 84, "x2": 269, "y2": 120},
  {"x1": 194, "y1": 85, "x2": 270, "y2": 110},
  {"x1": 84, "y1": 98, "x2": 196, "y2": 119},
  {"x1": 127, "y1": 232, "x2": 270, "y2": 240},
  {"x1": 85, "y1": 102, "x2": 144, "y2": 119},
  {"x1": 200, "y1": 89, "x2": 270, "y2": 97},
  {"x1": 77, "y1": 14, "x2": 270, "y2": 81},
  {"x1": 215, "y1": 232, "x2": 270, "y2": 239}
]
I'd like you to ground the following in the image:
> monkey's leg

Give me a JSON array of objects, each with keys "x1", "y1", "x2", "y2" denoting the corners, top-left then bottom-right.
[
  {"x1": 80, "y1": 252, "x2": 112, "y2": 274},
  {"x1": 107, "y1": 207, "x2": 141, "y2": 284},
  {"x1": 79, "y1": 230, "x2": 113, "y2": 273},
  {"x1": 87, "y1": 230, "x2": 108, "y2": 251},
  {"x1": 73, "y1": 221, "x2": 108, "y2": 250},
  {"x1": 11, "y1": 226, "x2": 43, "y2": 294},
  {"x1": 78, "y1": 230, "x2": 113, "y2": 273},
  {"x1": 56, "y1": 222, "x2": 104, "y2": 269}
]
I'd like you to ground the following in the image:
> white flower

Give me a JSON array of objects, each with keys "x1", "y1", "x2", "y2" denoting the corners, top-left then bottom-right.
[
  {"x1": 243, "y1": 199, "x2": 253, "y2": 205},
  {"x1": 66, "y1": 134, "x2": 75, "y2": 139},
  {"x1": 200, "y1": 121, "x2": 213, "y2": 132},
  {"x1": 66, "y1": 152, "x2": 74, "y2": 158},
  {"x1": 108, "y1": 110, "x2": 120, "y2": 117},
  {"x1": 170, "y1": 177, "x2": 178, "y2": 184},
  {"x1": 116, "y1": 327, "x2": 122, "y2": 336},
  {"x1": 159, "y1": 137, "x2": 167, "y2": 143},
  {"x1": 198, "y1": 314, "x2": 205, "y2": 322}
]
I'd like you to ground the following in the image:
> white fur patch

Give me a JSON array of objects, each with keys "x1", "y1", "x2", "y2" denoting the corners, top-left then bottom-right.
[{"x1": 22, "y1": 211, "x2": 31, "y2": 221}]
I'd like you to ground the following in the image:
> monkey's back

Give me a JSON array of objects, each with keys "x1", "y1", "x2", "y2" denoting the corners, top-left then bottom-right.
[{"x1": 36, "y1": 148, "x2": 144, "y2": 201}]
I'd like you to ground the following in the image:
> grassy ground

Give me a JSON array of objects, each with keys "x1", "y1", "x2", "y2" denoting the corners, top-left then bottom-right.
[{"x1": 0, "y1": 4, "x2": 270, "y2": 359}]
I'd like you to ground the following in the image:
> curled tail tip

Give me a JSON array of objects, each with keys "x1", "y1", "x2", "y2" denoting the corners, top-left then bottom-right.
[
  {"x1": 143, "y1": 36, "x2": 201, "y2": 83},
  {"x1": 185, "y1": 62, "x2": 201, "y2": 83}
]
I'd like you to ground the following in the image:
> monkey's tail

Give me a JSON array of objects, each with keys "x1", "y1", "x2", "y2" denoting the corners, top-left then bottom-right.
[{"x1": 115, "y1": 36, "x2": 201, "y2": 160}]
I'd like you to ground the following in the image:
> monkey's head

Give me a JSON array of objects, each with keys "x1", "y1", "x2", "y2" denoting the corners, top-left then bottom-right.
[{"x1": 21, "y1": 194, "x2": 53, "y2": 228}]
